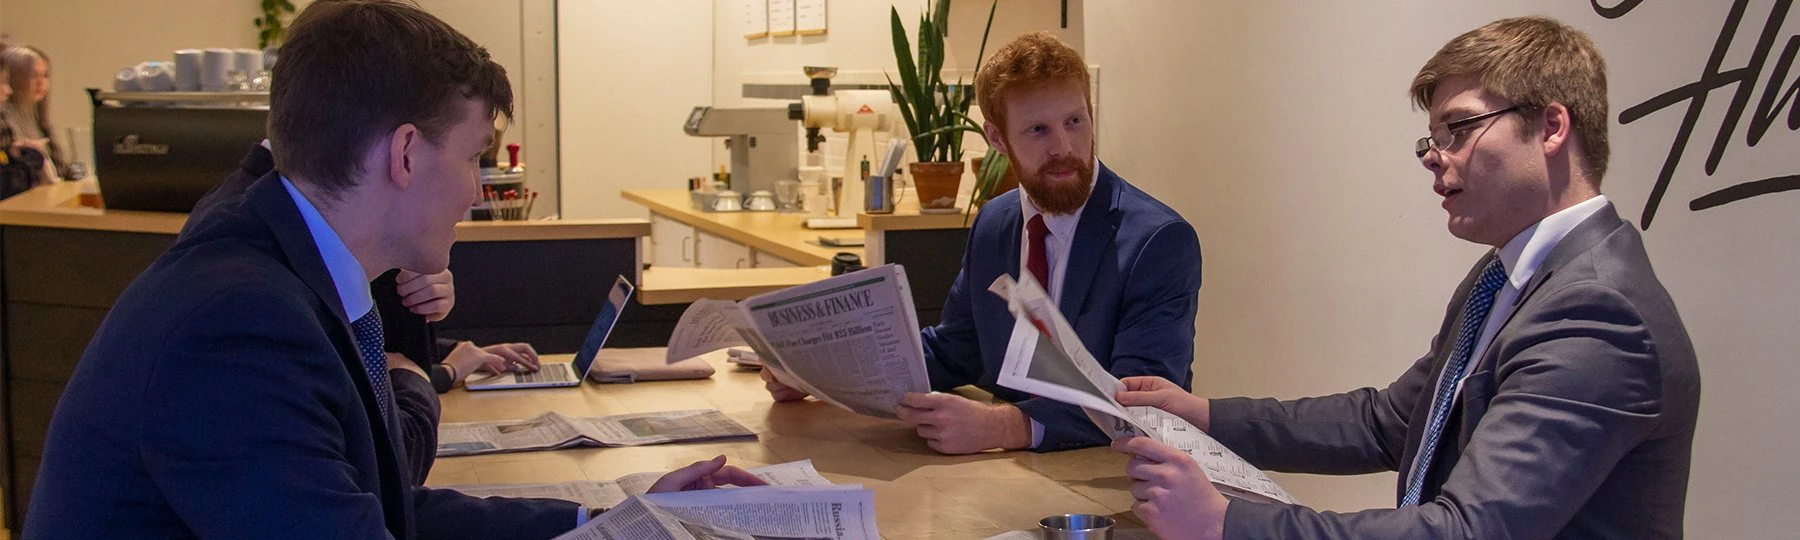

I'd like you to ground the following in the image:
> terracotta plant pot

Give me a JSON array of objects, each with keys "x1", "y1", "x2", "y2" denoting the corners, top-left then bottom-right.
[{"x1": 910, "y1": 161, "x2": 966, "y2": 212}]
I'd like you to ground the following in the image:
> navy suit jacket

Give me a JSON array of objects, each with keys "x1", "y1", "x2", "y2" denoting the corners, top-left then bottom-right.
[
  {"x1": 921, "y1": 162, "x2": 1201, "y2": 451},
  {"x1": 24, "y1": 172, "x2": 578, "y2": 539}
]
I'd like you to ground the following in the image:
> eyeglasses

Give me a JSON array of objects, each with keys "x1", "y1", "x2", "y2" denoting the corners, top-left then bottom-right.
[{"x1": 1414, "y1": 106, "x2": 1520, "y2": 158}]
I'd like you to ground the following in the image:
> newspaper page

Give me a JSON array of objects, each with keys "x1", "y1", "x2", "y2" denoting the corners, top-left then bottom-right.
[
  {"x1": 988, "y1": 274, "x2": 1297, "y2": 505},
  {"x1": 440, "y1": 460, "x2": 833, "y2": 509},
  {"x1": 437, "y1": 410, "x2": 755, "y2": 457},
  {"x1": 663, "y1": 265, "x2": 932, "y2": 419},
  {"x1": 553, "y1": 485, "x2": 880, "y2": 540}
]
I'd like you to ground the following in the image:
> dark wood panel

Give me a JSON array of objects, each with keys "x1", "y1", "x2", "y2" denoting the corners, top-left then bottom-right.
[
  {"x1": 7, "y1": 456, "x2": 37, "y2": 531},
  {"x1": 8, "y1": 379, "x2": 62, "y2": 461},
  {"x1": 6, "y1": 304, "x2": 106, "y2": 383},
  {"x1": 881, "y1": 228, "x2": 969, "y2": 316},
  {"x1": 439, "y1": 238, "x2": 638, "y2": 331},
  {"x1": 2, "y1": 227, "x2": 174, "y2": 308}
]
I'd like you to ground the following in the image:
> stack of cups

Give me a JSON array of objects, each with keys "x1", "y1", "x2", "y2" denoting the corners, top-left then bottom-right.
[
  {"x1": 174, "y1": 49, "x2": 203, "y2": 91},
  {"x1": 200, "y1": 48, "x2": 234, "y2": 92},
  {"x1": 113, "y1": 67, "x2": 142, "y2": 92}
]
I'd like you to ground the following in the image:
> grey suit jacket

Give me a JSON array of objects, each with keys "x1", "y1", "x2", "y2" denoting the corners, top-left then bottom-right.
[{"x1": 1207, "y1": 204, "x2": 1700, "y2": 539}]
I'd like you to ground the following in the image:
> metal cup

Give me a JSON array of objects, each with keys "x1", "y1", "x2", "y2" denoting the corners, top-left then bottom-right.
[{"x1": 1039, "y1": 514, "x2": 1114, "y2": 540}]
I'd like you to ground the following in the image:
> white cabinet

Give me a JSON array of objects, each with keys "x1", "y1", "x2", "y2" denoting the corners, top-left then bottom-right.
[
  {"x1": 751, "y1": 250, "x2": 800, "y2": 268},
  {"x1": 695, "y1": 229, "x2": 753, "y2": 269},
  {"x1": 649, "y1": 213, "x2": 696, "y2": 268}
]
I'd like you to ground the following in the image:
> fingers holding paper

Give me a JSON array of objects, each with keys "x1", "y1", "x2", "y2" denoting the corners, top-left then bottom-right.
[
  {"x1": 894, "y1": 392, "x2": 1030, "y2": 455},
  {"x1": 1111, "y1": 436, "x2": 1229, "y2": 540},
  {"x1": 761, "y1": 367, "x2": 811, "y2": 402},
  {"x1": 1116, "y1": 376, "x2": 1211, "y2": 431}
]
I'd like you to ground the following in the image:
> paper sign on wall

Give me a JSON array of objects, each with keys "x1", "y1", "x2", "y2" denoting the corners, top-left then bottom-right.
[
  {"x1": 743, "y1": 0, "x2": 769, "y2": 39},
  {"x1": 796, "y1": 0, "x2": 827, "y2": 36},
  {"x1": 767, "y1": 0, "x2": 796, "y2": 37}
]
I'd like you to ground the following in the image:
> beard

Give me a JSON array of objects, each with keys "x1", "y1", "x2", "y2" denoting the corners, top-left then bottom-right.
[{"x1": 1016, "y1": 153, "x2": 1094, "y2": 215}]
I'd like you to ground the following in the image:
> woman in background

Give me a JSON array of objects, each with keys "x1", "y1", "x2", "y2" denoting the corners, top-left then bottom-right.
[
  {"x1": 2, "y1": 45, "x2": 65, "y2": 181},
  {"x1": 1, "y1": 43, "x2": 58, "y2": 198}
]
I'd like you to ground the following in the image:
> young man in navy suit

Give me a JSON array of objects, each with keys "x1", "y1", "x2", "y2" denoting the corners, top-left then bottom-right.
[
  {"x1": 25, "y1": 1, "x2": 756, "y2": 538},
  {"x1": 763, "y1": 32, "x2": 1203, "y2": 455}
]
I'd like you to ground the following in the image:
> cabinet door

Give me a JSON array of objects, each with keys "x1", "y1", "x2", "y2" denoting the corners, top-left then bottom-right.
[
  {"x1": 695, "y1": 229, "x2": 752, "y2": 269},
  {"x1": 751, "y1": 249, "x2": 800, "y2": 268},
  {"x1": 649, "y1": 214, "x2": 697, "y2": 268}
]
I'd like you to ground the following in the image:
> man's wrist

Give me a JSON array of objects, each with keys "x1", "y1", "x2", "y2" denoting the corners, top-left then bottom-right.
[{"x1": 992, "y1": 403, "x2": 1032, "y2": 450}]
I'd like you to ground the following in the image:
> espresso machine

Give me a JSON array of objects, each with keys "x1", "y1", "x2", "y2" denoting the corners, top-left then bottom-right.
[{"x1": 682, "y1": 106, "x2": 798, "y2": 196}]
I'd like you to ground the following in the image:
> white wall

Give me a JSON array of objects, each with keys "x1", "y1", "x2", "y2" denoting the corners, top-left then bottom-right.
[
  {"x1": 1088, "y1": 0, "x2": 1800, "y2": 535},
  {"x1": 0, "y1": 0, "x2": 549, "y2": 202},
  {"x1": 555, "y1": 0, "x2": 713, "y2": 220}
]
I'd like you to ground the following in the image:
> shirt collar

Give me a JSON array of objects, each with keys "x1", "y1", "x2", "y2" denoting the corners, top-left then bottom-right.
[
  {"x1": 280, "y1": 175, "x2": 374, "y2": 320},
  {"x1": 1495, "y1": 194, "x2": 1609, "y2": 289},
  {"x1": 1019, "y1": 158, "x2": 1100, "y2": 239}
]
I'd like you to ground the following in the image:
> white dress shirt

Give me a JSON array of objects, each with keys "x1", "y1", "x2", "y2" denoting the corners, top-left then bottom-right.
[
  {"x1": 280, "y1": 176, "x2": 373, "y2": 321},
  {"x1": 1018, "y1": 160, "x2": 1100, "y2": 449}
]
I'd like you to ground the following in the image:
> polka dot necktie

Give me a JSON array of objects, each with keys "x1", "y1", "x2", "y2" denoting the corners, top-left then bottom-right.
[
  {"x1": 350, "y1": 308, "x2": 394, "y2": 426},
  {"x1": 1401, "y1": 258, "x2": 1507, "y2": 507}
]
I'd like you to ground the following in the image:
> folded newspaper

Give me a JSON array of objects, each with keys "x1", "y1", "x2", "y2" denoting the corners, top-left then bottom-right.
[
  {"x1": 663, "y1": 264, "x2": 931, "y2": 419},
  {"x1": 437, "y1": 410, "x2": 756, "y2": 457},
  {"x1": 553, "y1": 485, "x2": 880, "y2": 540},
  {"x1": 988, "y1": 274, "x2": 1297, "y2": 505},
  {"x1": 440, "y1": 459, "x2": 834, "y2": 509}
]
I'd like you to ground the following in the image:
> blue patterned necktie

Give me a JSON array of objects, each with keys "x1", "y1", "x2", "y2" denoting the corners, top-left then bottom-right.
[
  {"x1": 1401, "y1": 258, "x2": 1508, "y2": 507},
  {"x1": 350, "y1": 308, "x2": 394, "y2": 426}
]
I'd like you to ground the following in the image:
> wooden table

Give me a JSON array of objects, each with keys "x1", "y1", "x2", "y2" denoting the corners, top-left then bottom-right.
[{"x1": 431, "y1": 350, "x2": 1145, "y2": 539}]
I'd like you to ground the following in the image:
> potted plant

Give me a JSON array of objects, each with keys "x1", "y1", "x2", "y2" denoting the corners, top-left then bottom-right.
[{"x1": 888, "y1": 0, "x2": 1009, "y2": 216}]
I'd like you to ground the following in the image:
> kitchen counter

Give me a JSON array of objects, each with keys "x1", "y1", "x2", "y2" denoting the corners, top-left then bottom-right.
[{"x1": 621, "y1": 189, "x2": 859, "y2": 266}]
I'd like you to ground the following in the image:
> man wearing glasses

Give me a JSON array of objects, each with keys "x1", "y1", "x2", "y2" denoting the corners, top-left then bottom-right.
[{"x1": 1108, "y1": 16, "x2": 1699, "y2": 539}]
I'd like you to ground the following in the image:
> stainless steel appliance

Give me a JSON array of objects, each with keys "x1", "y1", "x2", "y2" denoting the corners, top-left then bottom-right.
[{"x1": 682, "y1": 106, "x2": 797, "y2": 196}]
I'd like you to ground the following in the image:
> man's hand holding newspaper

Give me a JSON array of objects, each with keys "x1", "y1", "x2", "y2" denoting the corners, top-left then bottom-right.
[
  {"x1": 665, "y1": 265, "x2": 932, "y2": 420},
  {"x1": 986, "y1": 273, "x2": 1295, "y2": 538}
]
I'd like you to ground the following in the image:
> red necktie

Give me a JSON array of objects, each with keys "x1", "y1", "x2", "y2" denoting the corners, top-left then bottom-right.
[{"x1": 1027, "y1": 214, "x2": 1051, "y2": 289}]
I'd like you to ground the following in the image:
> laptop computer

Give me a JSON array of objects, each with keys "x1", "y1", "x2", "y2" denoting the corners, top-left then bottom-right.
[{"x1": 465, "y1": 275, "x2": 634, "y2": 390}]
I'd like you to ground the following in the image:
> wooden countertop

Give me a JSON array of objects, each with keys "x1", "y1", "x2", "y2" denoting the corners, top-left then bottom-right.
[
  {"x1": 0, "y1": 181, "x2": 649, "y2": 242},
  {"x1": 622, "y1": 189, "x2": 861, "y2": 266},
  {"x1": 637, "y1": 265, "x2": 833, "y2": 305},
  {"x1": 858, "y1": 206, "x2": 980, "y2": 231},
  {"x1": 433, "y1": 350, "x2": 1145, "y2": 539}
]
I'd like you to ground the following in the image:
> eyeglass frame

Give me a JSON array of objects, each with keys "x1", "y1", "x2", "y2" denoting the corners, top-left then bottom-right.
[{"x1": 1414, "y1": 105, "x2": 1522, "y2": 158}]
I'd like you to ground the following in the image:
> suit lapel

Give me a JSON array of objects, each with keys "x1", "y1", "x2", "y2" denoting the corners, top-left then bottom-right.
[
  {"x1": 245, "y1": 173, "x2": 408, "y2": 521},
  {"x1": 1056, "y1": 164, "x2": 1122, "y2": 324},
  {"x1": 1478, "y1": 204, "x2": 1627, "y2": 366}
]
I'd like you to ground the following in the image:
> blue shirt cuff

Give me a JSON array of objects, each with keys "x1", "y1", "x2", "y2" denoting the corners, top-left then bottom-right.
[{"x1": 1030, "y1": 419, "x2": 1045, "y2": 449}]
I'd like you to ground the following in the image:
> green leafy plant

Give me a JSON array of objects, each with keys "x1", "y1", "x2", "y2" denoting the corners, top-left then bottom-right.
[
  {"x1": 888, "y1": 0, "x2": 1011, "y2": 217},
  {"x1": 254, "y1": 0, "x2": 297, "y2": 49}
]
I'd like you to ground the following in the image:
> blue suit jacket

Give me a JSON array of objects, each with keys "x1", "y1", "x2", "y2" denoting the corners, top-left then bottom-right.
[
  {"x1": 921, "y1": 162, "x2": 1201, "y2": 451},
  {"x1": 24, "y1": 173, "x2": 578, "y2": 539}
]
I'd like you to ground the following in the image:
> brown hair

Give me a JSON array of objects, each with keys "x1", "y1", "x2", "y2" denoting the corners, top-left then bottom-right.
[
  {"x1": 2, "y1": 45, "x2": 65, "y2": 170},
  {"x1": 976, "y1": 32, "x2": 1091, "y2": 133},
  {"x1": 270, "y1": 0, "x2": 512, "y2": 197},
  {"x1": 1411, "y1": 16, "x2": 1611, "y2": 182}
]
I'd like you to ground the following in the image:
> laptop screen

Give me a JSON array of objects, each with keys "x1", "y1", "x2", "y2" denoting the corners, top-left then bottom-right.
[{"x1": 571, "y1": 276, "x2": 634, "y2": 376}]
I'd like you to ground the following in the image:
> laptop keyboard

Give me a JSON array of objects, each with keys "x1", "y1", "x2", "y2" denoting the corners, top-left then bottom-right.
[{"x1": 516, "y1": 363, "x2": 571, "y2": 384}]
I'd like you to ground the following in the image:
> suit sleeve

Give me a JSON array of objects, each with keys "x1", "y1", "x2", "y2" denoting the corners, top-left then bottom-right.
[
  {"x1": 390, "y1": 368, "x2": 440, "y2": 486},
  {"x1": 1205, "y1": 346, "x2": 1431, "y2": 475},
  {"x1": 1022, "y1": 220, "x2": 1204, "y2": 451},
  {"x1": 1219, "y1": 282, "x2": 1667, "y2": 539},
  {"x1": 920, "y1": 216, "x2": 991, "y2": 391},
  {"x1": 141, "y1": 284, "x2": 579, "y2": 539}
]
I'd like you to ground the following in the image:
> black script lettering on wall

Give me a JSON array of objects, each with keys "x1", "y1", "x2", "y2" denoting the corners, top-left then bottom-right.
[{"x1": 1605, "y1": 0, "x2": 1800, "y2": 228}]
